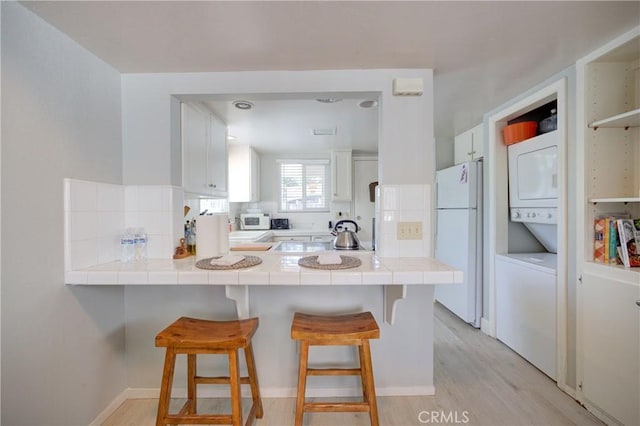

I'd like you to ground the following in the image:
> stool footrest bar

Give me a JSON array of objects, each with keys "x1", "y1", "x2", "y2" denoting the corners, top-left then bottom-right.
[
  {"x1": 164, "y1": 413, "x2": 232, "y2": 424},
  {"x1": 304, "y1": 402, "x2": 371, "y2": 412},
  {"x1": 307, "y1": 367, "x2": 361, "y2": 376},
  {"x1": 195, "y1": 375, "x2": 251, "y2": 385}
]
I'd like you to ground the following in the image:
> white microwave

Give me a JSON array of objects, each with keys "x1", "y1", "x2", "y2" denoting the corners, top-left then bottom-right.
[{"x1": 240, "y1": 213, "x2": 271, "y2": 230}]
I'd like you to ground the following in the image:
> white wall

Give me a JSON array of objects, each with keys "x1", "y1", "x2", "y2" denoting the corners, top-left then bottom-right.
[
  {"x1": 1, "y1": 3, "x2": 126, "y2": 424},
  {"x1": 122, "y1": 69, "x2": 433, "y2": 186},
  {"x1": 435, "y1": 137, "x2": 455, "y2": 170},
  {"x1": 121, "y1": 69, "x2": 437, "y2": 395}
]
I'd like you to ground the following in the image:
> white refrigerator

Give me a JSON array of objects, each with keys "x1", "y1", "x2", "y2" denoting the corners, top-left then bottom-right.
[{"x1": 435, "y1": 160, "x2": 483, "y2": 328}]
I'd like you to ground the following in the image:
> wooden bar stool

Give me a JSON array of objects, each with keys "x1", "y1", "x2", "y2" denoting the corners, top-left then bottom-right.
[
  {"x1": 291, "y1": 311, "x2": 380, "y2": 426},
  {"x1": 155, "y1": 317, "x2": 263, "y2": 426}
]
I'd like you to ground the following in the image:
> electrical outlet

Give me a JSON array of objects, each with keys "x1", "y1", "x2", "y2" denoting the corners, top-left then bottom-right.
[{"x1": 397, "y1": 221, "x2": 423, "y2": 240}]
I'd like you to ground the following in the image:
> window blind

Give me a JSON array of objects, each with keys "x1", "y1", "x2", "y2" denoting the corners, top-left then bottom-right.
[{"x1": 279, "y1": 160, "x2": 329, "y2": 212}]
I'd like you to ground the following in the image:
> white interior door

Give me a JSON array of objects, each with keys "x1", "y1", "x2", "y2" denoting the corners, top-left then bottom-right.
[{"x1": 353, "y1": 159, "x2": 377, "y2": 244}]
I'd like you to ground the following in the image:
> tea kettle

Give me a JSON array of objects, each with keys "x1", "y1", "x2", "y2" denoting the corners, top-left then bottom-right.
[{"x1": 331, "y1": 220, "x2": 361, "y2": 250}]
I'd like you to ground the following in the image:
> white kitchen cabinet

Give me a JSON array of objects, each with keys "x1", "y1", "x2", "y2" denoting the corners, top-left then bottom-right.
[
  {"x1": 581, "y1": 268, "x2": 640, "y2": 426},
  {"x1": 332, "y1": 149, "x2": 352, "y2": 201},
  {"x1": 181, "y1": 102, "x2": 228, "y2": 197},
  {"x1": 576, "y1": 27, "x2": 640, "y2": 426},
  {"x1": 228, "y1": 145, "x2": 260, "y2": 203},
  {"x1": 454, "y1": 123, "x2": 483, "y2": 164}
]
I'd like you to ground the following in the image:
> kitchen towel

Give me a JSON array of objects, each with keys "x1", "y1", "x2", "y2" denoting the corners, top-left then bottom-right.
[
  {"x1": 196, "y1": 214, "x2": 229, "y2": 260},
  {"x1": 317, "y1": 253, "x2": 343, "y2": 265},
  {"x1": 210, "y1": 255, "x2": 245, "y2": 266}
]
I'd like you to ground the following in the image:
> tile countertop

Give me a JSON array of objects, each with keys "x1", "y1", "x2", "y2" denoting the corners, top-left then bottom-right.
[
  {"x1": 65, "y1": 251, "x2": 462, "y2": 286},
  {"x1": 65, "y1": 251, "x2": 462, "y2": 325}
]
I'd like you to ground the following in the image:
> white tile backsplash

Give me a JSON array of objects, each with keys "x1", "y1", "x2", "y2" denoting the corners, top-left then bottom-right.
[
  {"x1": 70, "y1": 179, "x2": 98, "y2": 211},
  {"x1": 65, "y1": 179, "x2": 185, "y2": 270},
  {"x1": 97, "y1": 212, "x2": 124, "y2": 238},
  {"x1": 70, "y1": 211, "x2": 98, "y2": 241},
  {"x1": 97, "y1": 183, "x2": 124, "y2": 211},
  {"x1": 377, "y1": 183, "x2": 432, "y2": 257}
]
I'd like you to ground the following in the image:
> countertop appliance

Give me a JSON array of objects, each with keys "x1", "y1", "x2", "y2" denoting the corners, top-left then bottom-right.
[
  {"x1": 270, "y1": 218, "x2": 290, "y2": 230},
  {"x1": 435, "y1": 160, "x2": 483, "y2": 328},
  {"x1": 239, "y1": 213, "x2": 271, "y2": 230},
  {"x1": 331, "y1": 220, "x2": 361, "y2": 250}
]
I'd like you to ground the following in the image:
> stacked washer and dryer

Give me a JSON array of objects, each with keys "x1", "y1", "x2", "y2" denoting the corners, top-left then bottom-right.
[{"x1": 496, "y1": 129, "x2": 558, "y2": 380}]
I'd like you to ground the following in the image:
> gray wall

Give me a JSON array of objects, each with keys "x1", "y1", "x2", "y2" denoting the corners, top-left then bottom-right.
[{"x1": 1, "y1": 3, "x2": 126, "y2": 424}]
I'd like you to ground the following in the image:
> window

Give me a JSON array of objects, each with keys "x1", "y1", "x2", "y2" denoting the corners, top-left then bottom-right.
[{"x1": 278, "y1": 160, "x2": 329, "y2": 212}]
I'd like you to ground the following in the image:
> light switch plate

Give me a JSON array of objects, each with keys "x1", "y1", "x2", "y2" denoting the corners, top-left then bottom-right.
[{"x1": 397, "y1": 221, "x2": 423, "y2": 240}]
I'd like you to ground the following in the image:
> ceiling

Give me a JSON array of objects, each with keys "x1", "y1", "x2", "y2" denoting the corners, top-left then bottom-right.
[
  {"x1": 20, "y1": 1, "x2": 640, "y2": 151},
  {"x1": 194, "y1": 93, "x2": 380, "y2": 154}
]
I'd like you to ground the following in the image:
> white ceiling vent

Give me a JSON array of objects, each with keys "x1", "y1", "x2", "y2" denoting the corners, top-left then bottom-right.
[
  {"x1": 392, "y1": 78, "x2": 423, "y2": 96},
  {"x1": 312, "y1": 127, "x2": 337, "y2": 136}
]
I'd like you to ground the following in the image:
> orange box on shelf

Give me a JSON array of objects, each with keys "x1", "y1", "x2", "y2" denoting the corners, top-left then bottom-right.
[{"x1": 503, "y1": 121, "x2": 537, "y2": 145}]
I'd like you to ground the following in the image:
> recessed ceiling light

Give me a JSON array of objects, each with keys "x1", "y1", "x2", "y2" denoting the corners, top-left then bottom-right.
[
  {"x1": 233, "y1": 100, "x2": 254, "y2": 110},
  {"x1": 359, "y1": 100, "x2": 378, "y2": 109},
  {"x1": 316, "y1": 98, "x2": 342, "y2": 104},
  {"x1": 227, "y1": 135, "x2": 236, "y2": 141}
]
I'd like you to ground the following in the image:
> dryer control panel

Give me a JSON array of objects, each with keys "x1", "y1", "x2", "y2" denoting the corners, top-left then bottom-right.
[{"x1": 511, "y1": 208, "x2": 557, "y2": 224}]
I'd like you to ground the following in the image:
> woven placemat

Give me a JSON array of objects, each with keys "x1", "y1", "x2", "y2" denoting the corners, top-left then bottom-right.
[
  {"x1": 195, "y1": 256, "x2": 262, "y2": 270},
  {"x1": 298, "y1": 255, "x2": 362, "y2": 270}
]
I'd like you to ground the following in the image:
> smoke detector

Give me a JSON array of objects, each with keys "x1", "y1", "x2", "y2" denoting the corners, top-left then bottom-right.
[
  {"x1": 359, "y1": 100, "x2": 378, "y2": 109},
  {"x1": 392, "y1": 78, "x2": 423, "y2": 96},
  {"x1": 312, "y1": 127, "x2": 337, "y2": 136}
]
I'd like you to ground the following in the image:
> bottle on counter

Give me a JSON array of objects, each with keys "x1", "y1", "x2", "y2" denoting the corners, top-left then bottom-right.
[
  {"x1": 120, "y1": 228, "x2": 135, "y2": 263},
  {"x1": 134, "y1": 227, "x2": 148, "y2": 263},
  {"x1": 187, "y1": 219, "x2": 196, "y2": 255}
]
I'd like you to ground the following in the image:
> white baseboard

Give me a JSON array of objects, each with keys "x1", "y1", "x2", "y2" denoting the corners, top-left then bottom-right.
[
  {"x1": 480, "y1": 317, "x2": 493, "y2": 336},
  {"x1": 89, "y1": 389, "x2": 130, "y2": 426},
  {"x1": 92, "y1": 385, "x2": 436, "y2": 423},
  {"x1": 557, "y1": 382, "x2": 576, "y2": 399}
]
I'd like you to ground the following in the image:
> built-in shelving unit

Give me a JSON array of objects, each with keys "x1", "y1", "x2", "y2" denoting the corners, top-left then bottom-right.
[
  {"x1": 589, "y1": 197, "x2": 640, "y2": 204},
  {"x1": 576, "y1": 27, "x2": 640, "y2": 426},
  {"x1": 588, "y1": 107, "x2": 640, "y2": 129}
]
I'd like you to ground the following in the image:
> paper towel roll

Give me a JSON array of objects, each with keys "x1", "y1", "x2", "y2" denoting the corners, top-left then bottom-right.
[
  {"x1": 217, "y1": 213, "x2": 229, "y2": 254},
  {"x1": 196, "y1": 214, "x2": 229, "y2": 259}
]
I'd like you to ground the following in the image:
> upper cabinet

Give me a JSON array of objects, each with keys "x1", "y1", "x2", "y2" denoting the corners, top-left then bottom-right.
[
  {"x1": 332, "y1": 149, "x2": 352, "y2": 201},
  {"x1": 454, "y1": 123, "x2": 484, "y2": 164},
  {"x1": 228, "y1": 145, "x2": 260, "y2": 203},
  {"x1": 181, "y1": 102, "x2": 228, "y2": 197}
]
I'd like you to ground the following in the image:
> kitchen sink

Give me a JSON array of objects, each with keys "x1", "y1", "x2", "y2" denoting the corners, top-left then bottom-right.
[{"x1": 271, "y1": 241, "x2": 370, "y2": 253}]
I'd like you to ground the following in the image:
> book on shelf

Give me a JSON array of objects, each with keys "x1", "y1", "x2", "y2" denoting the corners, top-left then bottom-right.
[
  {"x1": 594, "y1": 213, "x2": 629, "y2": 265},
  {"x1": 616, "y1": 218, "x2": 640, "y2": 268}
]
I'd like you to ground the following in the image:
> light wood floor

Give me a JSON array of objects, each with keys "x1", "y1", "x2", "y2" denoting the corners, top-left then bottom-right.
[{"x1": 103, "y1": 303, "x2": 602, "y2": 425}]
